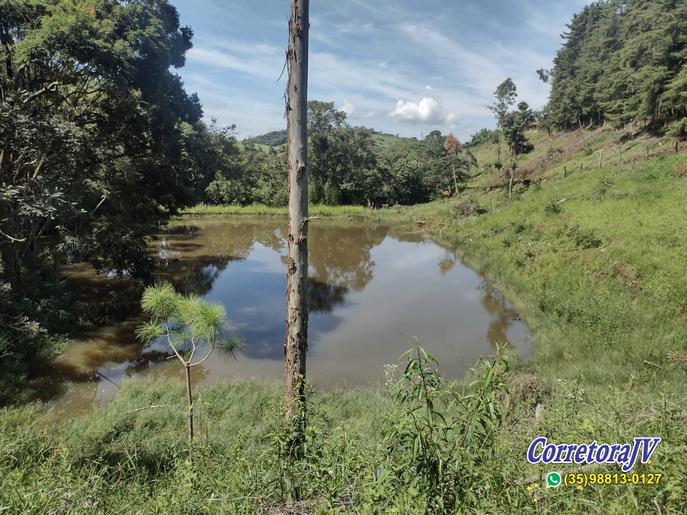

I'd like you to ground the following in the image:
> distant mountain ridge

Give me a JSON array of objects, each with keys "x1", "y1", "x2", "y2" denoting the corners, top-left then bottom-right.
[
  {"x1": 242, "y1": 128, "x2": 417, "y2": 148},
  {"x1": 243, "y1": 130, "x2": 287, "y2": 147}
]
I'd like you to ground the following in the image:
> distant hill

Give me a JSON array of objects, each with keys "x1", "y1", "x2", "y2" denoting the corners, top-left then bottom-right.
[
  {"x1": 243, "y1": 130, "x2": 287, "y2": 147},
  {"x1": 369, "y1": 130, "x2": 419, "y2": 149},
  {"x1": 242, "y1": 128, "x2": 417, "y2": 149}
]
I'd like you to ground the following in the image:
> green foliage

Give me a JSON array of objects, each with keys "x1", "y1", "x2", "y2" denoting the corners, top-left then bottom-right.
[
  {"x1": 547, "y1": 0, "x2": 687, "y2": 131},
  {"x1": 137, "y1": 284, "x2": 229, "y2": 353},
  {"x1": 502, "y1": 102, "x2": 535, "y2": 164},
  {"x1": 0, "y1": 0, "x2": 217, "y2": 364},
  {"x1": 544, "y1": 199, "x2": 562, "y2": 214},
  {"x1": 490, "y1": 78, "x2": 518, "y2": 125},
  {"x1": 667, "y1": 117, "x2": 687, "y2": 139},
  {"x1": 378, "y1": 345, "x2": 509, "y2": 511},
  {"x1": 202, "y1": 101, "x2": 473, "y2": 209},
  {"x1": 568, "y1": 225, "x2": 602, "y2": 249},
  {"x1": 243, "y1": 130, "x2": 287, "y2": 147},
  {"x1": 466, "y1": 128, "x2": 499, "y2": 147}
]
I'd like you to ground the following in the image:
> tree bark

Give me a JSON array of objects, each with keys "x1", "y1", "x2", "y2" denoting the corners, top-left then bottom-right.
[
  {"x1": 451, "y1": 163, "x2": 459, "y2": 196},
  {"x1": 185, "y1": 365, "x2": 194, "y2": 443},
  {"x1": 284, "y1": 0, "x2": 309, "y2": 435}
]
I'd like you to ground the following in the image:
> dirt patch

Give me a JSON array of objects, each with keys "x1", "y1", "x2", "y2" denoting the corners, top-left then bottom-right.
[
  {"x1": 258, "y1": 495, "x2": 353, "y2": 514},
  {"x1": 508, "y1": 373, "x2": 550, "y2": 408}
]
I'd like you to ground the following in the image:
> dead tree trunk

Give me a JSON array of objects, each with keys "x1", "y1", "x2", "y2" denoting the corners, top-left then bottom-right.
[
  {"x1": 284, "y1": 0, "x2": 309, "y2": 438},
  {"x1": 185, "y1": 365, "x2": 194, "y2": 442},
  {"x1": 451, "y1": 163, "x2": 459, "y2": 196}
]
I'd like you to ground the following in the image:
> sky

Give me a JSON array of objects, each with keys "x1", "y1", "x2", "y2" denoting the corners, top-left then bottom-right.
[{"x1": 173, "y1": 0, "x2": 591, "y2": 141}]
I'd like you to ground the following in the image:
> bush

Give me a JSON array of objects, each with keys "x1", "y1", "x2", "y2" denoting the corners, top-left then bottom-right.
[
  {"x1": 568, "y1": 225, "x2": 602, "y2": 249},
  {"x1": 376, "y1": 345, "x2": 509, "y2": 511},
  {"x1": 544, "y1": 199, "x2": 562, "y2": 214}
]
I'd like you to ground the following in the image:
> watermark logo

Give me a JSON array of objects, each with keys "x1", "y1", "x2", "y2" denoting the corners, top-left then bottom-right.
[
  {"x1": 546, "y1": 471, "x2": 562, "y2": 488},
  {"x1": 527, "y1": 436, "x2": 661, "y2": 472}
]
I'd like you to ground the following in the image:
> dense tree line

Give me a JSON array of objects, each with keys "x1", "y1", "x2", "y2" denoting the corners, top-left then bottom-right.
[
  {"x1": 206, "y1": 101, "x2": 475, "y2": 208},
  {"x1": 544, "y1": 0, "x2": 687, "y2": 135}
]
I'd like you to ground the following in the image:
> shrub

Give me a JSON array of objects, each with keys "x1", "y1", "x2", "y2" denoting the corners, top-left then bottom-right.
[{"x1": 376, "y1": 344, "x2": 509, "y2": 511}]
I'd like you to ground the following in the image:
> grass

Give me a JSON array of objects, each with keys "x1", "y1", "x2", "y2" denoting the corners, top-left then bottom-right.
[
  {"x1": 2, "y1": 128, "x2": 687, "y2": 513},
  {"x1": 181, "y1": 203, "x2": 387, "y2": 219}
]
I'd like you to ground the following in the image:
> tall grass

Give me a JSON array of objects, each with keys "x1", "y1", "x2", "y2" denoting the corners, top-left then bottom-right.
[{"x1": 181, "y1": 203, "x2": 390, "y2": 218}]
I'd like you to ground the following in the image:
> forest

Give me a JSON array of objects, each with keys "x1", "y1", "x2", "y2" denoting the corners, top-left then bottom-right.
[
  {"x1": 1, "y1": 0, "x2": 686, "y2": 513},
  {"x1": 544, "y1": 0, "x2": 687, "y2": 133}
]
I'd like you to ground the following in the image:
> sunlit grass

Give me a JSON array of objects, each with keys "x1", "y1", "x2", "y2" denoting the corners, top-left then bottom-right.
[{"x1": 181, "y1": 203, "x2": 390, "y2": 218}]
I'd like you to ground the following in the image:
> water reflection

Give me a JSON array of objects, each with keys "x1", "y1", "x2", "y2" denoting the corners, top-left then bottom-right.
[
  {"x1": 43, "y1": 216, "x2": 532, "y2": 414},
  {"x1": 480, "y1": 284, "x2": 524, "y2": 348}
]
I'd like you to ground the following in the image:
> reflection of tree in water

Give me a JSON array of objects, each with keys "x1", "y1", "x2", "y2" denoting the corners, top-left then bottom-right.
[
  {"x1": 59, "y1": 219, "x2": 394, "y2": 371},
  {"x1": 155, "y1": 219, "x2": 286, "y2": 296},
  {"x1": 158, "y1": 220, "x2": 384, "y2": 312},
  {"x1": 307, "y1": 278, "x2": 348, "y2": 313},
  {"x1": 438, "y1": 252, "x2": 457, "y2": 275},
  {"x1": 308, "y1": 222, "x2": 388, "y2": 292},
  {"x1": 479, "y1": 282, "x2": 521, "y2": 347},
  {"x1": 157, "y1": 255, "x2": 237, "y2": 297}
]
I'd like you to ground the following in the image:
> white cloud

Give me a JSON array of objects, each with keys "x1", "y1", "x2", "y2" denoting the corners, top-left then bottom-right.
[
  {"x1": 340, "y1": 100, "x2": 355, "y2": 116},
  {"x1": 187, "y1": 42, "x2": 283, "y2": 81},
  {"x1": 390, "y1": 96, "x2": 456, "y2": 125},
  {"x1": 311, "y1": 52, "x2": 416, "y2": 100}
]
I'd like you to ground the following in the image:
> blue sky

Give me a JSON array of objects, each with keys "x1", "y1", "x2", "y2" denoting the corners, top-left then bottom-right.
[{"x1": 173, "y1": 0, "x2": 590, "y2": 140}]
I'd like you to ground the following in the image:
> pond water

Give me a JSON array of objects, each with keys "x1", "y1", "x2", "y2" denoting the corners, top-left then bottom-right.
[{"x1": 44, "y1": 216, "x2": 532, "y2": 414}]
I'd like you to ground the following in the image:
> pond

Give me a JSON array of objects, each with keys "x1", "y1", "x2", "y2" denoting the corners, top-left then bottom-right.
[{"x1": 45, "y1": 216, "x2": 532, "y2": 414}]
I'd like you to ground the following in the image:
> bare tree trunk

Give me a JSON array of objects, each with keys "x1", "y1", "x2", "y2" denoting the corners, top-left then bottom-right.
[
  {"x1": 508, "y1": 164, "x2": 514, "y2": 200},
  {"x1": 185, "y1": 365, "x2": 193, "y2": 441},
  {"x1": 284, "y1": 0, "x2": 309, "y2": 437},
  {"x1": 184, "y1": 364, "x2": 194, "y2": 460},
  {"x1": 451, "y1": 163, "x2": 459, "y2": 196}
]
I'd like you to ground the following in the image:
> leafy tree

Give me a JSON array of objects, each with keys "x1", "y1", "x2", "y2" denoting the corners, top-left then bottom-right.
[
  {"x1": 442, "y1": 134, "x2": 474, "y2": 196},
  {"x1": 466, "y1": 128, "x2": 499, "y2": 148},
  {"x1": 308, "y1": 100, "x2": 347, "y2": 135},
  {"x1": 502, "y1": 102, "x2": 535, "y2": 199},
  {"x1": 424, "y1": 130, "x2": 445, "y2": 157},
  {"x1": 0, "y1": 0, "x2": 209, "y2": 361},
  {"x1": 490, "y1": 78, "x2": 517, "y2": 165},
  {"x1": 307, "y1": 101, "x2": 378, "y2": 206}
]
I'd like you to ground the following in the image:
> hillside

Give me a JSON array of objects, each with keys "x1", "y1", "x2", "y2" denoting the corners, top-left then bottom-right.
[
  {"x1": 3, "y1": 0, "x2": 686, "y2": 511},
  {"x1": 243, "y1": 130, "x2": 287, "y2": 147},
  {"x1": 242, "y1": 128, "x2": 415, "y2": 150},
  {"x1": 470, "y1": 125, "x2": 684, "y2": 190}
]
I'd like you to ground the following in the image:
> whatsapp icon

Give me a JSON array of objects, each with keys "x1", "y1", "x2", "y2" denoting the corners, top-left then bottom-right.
[{"x1": 546, "y1": 471, "x2": 562, "y2": 488}]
